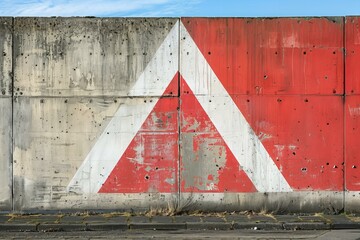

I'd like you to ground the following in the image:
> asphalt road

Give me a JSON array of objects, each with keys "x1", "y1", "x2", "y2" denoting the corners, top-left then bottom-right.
[{"x1": 0, "y1": 229, "x2": 359, "y2": 240}]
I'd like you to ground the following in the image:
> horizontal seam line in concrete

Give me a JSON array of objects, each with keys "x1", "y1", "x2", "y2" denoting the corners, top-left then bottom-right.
[
  {"x1": 12, "y1": 95, "x2": 180, "y2": 98},
  {"x1": 12, "y1": 94, "x2": 347, "y2": 97}
]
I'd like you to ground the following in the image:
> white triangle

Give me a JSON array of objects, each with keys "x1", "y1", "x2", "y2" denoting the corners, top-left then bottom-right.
[
  {"x1": 67, "y1": 21, "x2": 179, "y2": 193},
  {"x1": 67, "y1": 20, "x2": 292, "y2": 194}
]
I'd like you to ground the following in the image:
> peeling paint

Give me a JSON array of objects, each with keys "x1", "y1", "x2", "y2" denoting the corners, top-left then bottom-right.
[
  {"x1": 348, "y1": 106, "x2": 360, "y2": 116},
  {"x1": 181, "y1": 133, "x2": 226, "y2": 191},
  {"x1": 258, "y1": 132, "x2": 272, "y2": 141},
  {"x1": 274, "y1": 145, "x2": 285, "y2": 158}
]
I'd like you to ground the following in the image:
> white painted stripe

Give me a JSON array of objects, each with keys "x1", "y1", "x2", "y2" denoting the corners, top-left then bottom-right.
[
  {"x1": 180, "y1": 22, "x2": 292, "y2": 192},
  {"x1": 67, "y1": 21, "x2": 179, "y2": 193}
]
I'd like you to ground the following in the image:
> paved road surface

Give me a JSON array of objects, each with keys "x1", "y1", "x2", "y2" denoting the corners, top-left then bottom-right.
[{"x1": 0, "y1": 229, "x2": 359, "y2": 239}]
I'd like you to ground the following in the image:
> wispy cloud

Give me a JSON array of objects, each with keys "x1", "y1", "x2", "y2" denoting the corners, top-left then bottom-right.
[
  {"x1": 128, "y1": 0, "x2": 203, "y2": 17},
  {"x1": 2, "y1": 0, "x2": 360, "y2": 18},
  {"x1": 0, "y1": 0, "x2": 202, "y2": 17}
]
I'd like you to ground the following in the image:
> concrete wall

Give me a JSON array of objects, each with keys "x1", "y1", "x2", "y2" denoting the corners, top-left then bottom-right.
[
  {"x1": 0, "y1": 17, "x2": 12, "y2": 211},
  {"x1": 0, "y1": 16, "x2": 359, "y2": 213}
]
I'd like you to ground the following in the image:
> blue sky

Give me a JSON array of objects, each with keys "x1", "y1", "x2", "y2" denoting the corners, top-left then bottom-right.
[{"x1": 1, "y1": 0, "x2": 360, "y2": 17}]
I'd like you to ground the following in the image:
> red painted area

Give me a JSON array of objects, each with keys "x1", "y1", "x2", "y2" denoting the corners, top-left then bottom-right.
[
  {"x1": 345, "y1": 17, "x2": 360, "y2": 191},
  {"x1": 345, "y1": 96, "x2": 360, "y2": 191},
  {"x1": 99, "y1": 75, "x2": 179, "y2": 193},
  {"x1": 346, "y1": 17, "x2": 360, "y2": 191},
  {"x1": 180, "y1": 80, "x2": 343, "y2": 191},
  {"x1": 182, "y1": 18, "x2": 343, "y2": 95},
  {"x1": 346, "y1": 17, "x2": 360, "y2": 95},
  {"x1": 181, "y1": 18, "x2": 344, "y2": 191},
  {"x1": 232, "y1": 95, "x2": 343, "y2": 190},
  {"x1": 180, "y1": 77, "x2": 257, "y2": 192}
]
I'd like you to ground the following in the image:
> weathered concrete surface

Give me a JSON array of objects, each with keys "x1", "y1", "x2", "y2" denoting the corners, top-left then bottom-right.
[
  {"x1": 0, "y1": 18, "x2": 12, "y2": 97},
  {"x1": 13, "y1": 96, "x2": 121, "y2": 210},
  {"x1": 345, "y1": 191, "x2": 360, "y2": 213},
  {"x1": 0, "y1": 98, "x2": 12, "y2": 211},
  {"x1": 13, "y1": 17, "x2": 179, "y2": 211},
  {"x1": 13, "y1": 97, "x2": 179, "y2": 210},
  {"x1": 13, "y1": 17, "x2": 178, "y2": 97},
  {"x1": 179, "y1": 192, "x2": 343, "y2": 214},
  {"x1": 0, "y1": 17, "x2": 12, "y2": 211}
]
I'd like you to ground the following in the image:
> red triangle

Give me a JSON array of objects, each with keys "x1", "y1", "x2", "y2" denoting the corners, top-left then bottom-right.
[
  {"x1": 99, "y1": 73, "x2": 179, "y2": 193},
  {"x1": 180, "y1": 76, "x2": 257, "y2": 193}
]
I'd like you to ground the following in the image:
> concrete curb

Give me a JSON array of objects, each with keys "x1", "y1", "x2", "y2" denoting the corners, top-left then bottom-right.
[
  {"x1": 1, "y1": 214, "x2": 360, "y2": 232},
  {"x1": 0, "y1": 224, "x2": 37, "y2": 232},
  {"x1": 37, "y1": 223, "x2": 88, "y2": 232},
  {"x1": 129, "y1": 223, "x2": 186, "y2": 230},
  {"x1": 87, "y1": 223, "x2": 128, "y2": 231},
  {"x1": 331, "y1": 222, "x2": 360, "y2": 229},
  {"x1": 0, "y1": 221, "x2": 359, "y2": 232},
  {"x1": 283, "y1": 222, "x2": 331, "y2": 230},
  {"x1": 186, "y1": 222, "x2": 232, "y2": 230},
  {"x1": 232, "y1": 222, "x2": 283, "y2": 230}
]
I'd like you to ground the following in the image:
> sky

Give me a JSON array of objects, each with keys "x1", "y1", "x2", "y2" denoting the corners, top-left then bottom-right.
[{"x1": 1, "y1": 0, "x2": 360, "y2": 17}]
